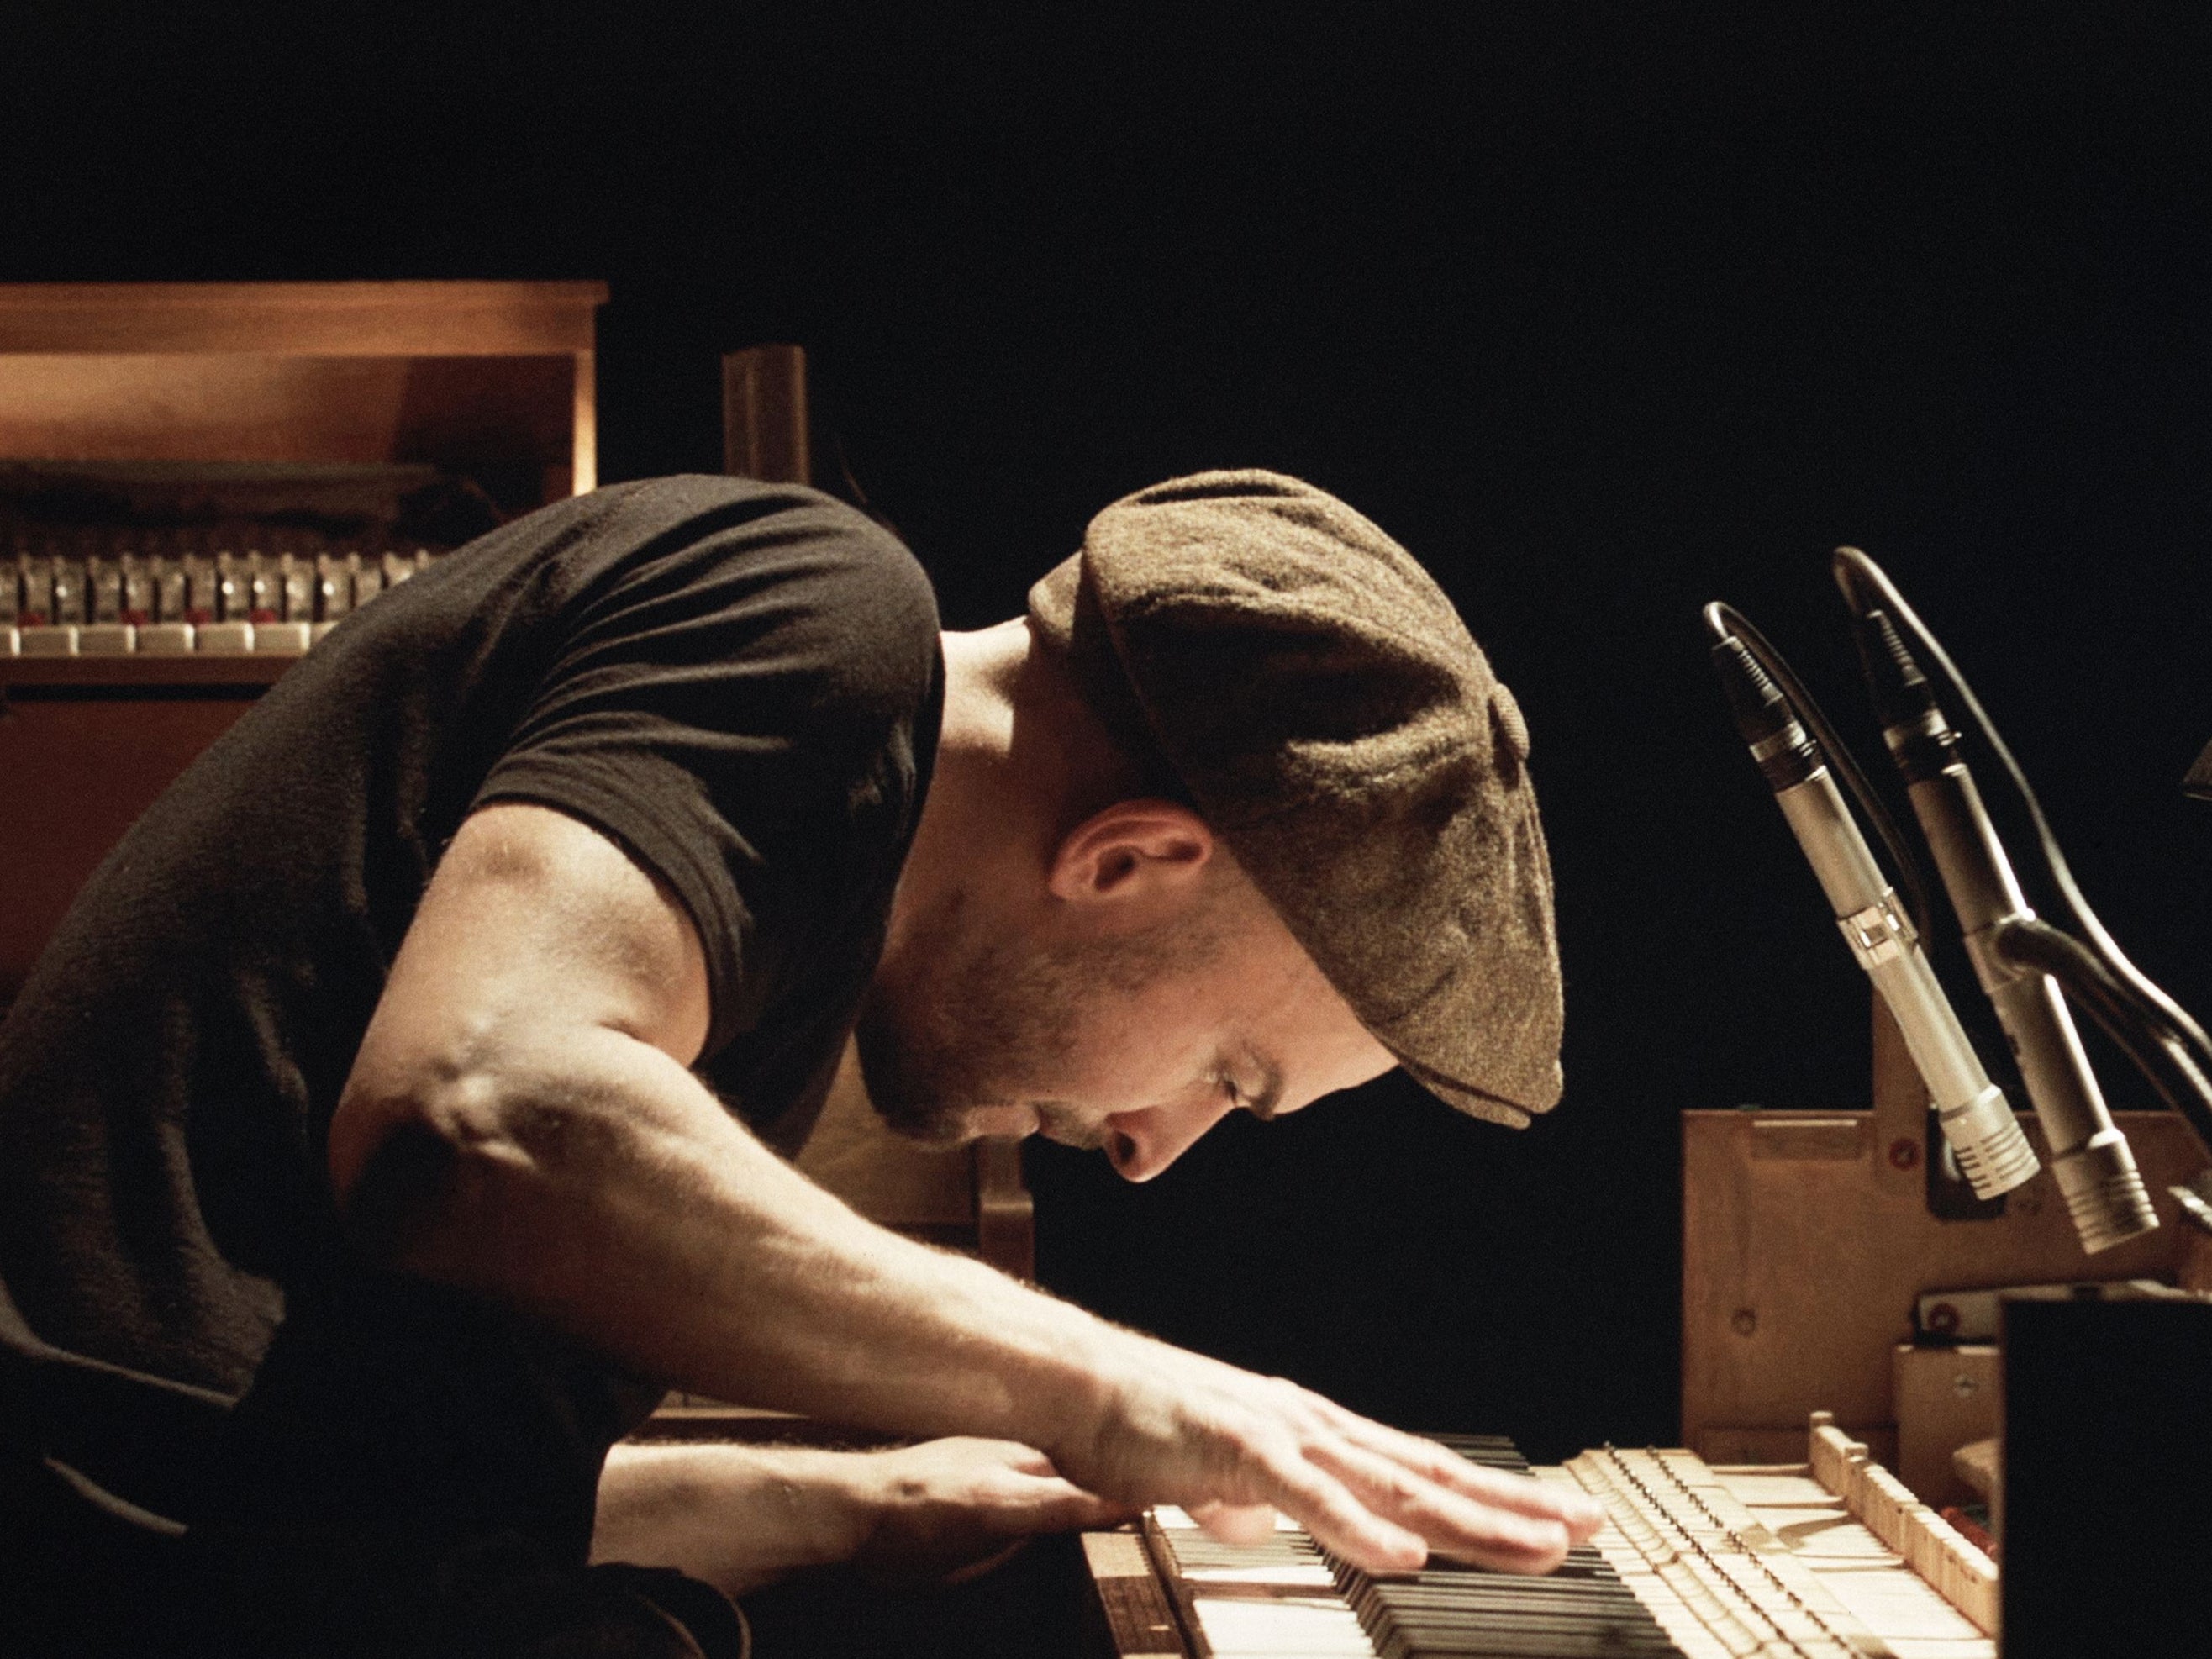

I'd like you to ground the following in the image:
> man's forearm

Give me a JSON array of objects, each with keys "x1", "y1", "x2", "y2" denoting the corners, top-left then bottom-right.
[
  {"x1": 345, "y1": 1024, "x2": 1115, "y2": 1450},
  {"x1": 597, "y1": 1437, "x2": 1133, "y2": 1593},
  {"x1": 592, "y1": 1442, "x2": 872, "y2": 1594}
]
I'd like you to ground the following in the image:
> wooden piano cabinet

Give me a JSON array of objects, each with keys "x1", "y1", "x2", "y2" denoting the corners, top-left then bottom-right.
[
  {"x1": 0, "y1": 656, "x2": 283, "y2": 1005},
  {"x1": 1682, "y1": 993, "x2": 2208, "y2": 1477},
  {"x1": 0, "y1": 282, "x2": 605, "y2": 1010},
  {"x1": 0, "y1": 282, "x2": 605, "y2": 507}
]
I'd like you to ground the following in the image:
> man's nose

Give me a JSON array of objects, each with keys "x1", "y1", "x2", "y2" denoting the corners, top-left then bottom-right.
[{"x1": 1103, "y1": 1096, "x2": 1235, "y2": 1182}]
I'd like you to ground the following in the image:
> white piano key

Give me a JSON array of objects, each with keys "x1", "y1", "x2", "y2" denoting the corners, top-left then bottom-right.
[
  {"x1": 1191, "y1": 1595, "x2": 1375, "y2": 1656},
  {"x1": 250, "y1": 621, "x2": 309, "y2": 654}
]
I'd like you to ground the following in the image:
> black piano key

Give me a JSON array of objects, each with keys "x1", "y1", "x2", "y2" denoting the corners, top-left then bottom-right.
[
  {"x1": 1421, "y1": 1433, "x2": 1531, "y2": 1473},
  {"x1": 1342, "y1": 1563, "x2": 1683, "y2": 1656}
]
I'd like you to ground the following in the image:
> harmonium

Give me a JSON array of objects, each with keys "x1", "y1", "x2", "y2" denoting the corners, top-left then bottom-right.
[{"x1": 0, "y1": 280, "x2": 604, "y2": 1011}]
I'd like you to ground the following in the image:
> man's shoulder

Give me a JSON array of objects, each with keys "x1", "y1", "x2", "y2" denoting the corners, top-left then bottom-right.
[
  {"x1": 598, "y1": 474, "x2": 913, "y2": 556},
  {"x1": 577, "y1": 475, "x2": 936, "y2": 633}
]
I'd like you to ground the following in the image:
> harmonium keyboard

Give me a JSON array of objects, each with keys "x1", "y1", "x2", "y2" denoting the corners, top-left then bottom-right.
[{"x1": 1079, "y1": 1416, "x2": 1997, "y2": 1658}]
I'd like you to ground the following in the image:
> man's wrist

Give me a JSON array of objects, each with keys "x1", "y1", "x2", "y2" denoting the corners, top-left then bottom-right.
[
  {"x1": 593, "y1": 1442, "x2": 878, "y2": 1590},
  {"x1": 989, "y1": 1298, "x2": 1140, "y2": 1477}
]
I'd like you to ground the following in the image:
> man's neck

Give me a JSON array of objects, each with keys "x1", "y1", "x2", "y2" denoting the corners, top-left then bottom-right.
[
  {"x1": 939, "y1": 619, "x2": 1031, "y2": 767},
  {"x1": 890, "y1": 619, "x2": 1137, "y2": 950}
]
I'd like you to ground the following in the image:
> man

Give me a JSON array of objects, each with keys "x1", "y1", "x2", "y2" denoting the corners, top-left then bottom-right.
[{"x1": 0, "y1": 469, "x2": 1597, "y2": 1655}]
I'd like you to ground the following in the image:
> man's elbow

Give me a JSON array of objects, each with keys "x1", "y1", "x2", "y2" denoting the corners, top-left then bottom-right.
[{"x1": 329, "y1": 1061, "x2": 536, "y2": 1277}]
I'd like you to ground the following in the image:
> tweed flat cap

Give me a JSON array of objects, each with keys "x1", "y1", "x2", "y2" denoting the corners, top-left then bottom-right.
[{"x1": 1027, "y1": 469, "x2": 1563, "y2": 1126}]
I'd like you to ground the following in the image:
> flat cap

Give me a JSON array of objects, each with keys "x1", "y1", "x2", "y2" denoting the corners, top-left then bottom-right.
[{"x1": 1028, "y1": 469, "x2": 1562, "y2": 1126}]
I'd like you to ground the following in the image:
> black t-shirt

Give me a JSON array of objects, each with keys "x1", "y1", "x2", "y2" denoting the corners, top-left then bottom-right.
[{"x1": 0, "y1": 476, "x2": 944, "y2": 1532}]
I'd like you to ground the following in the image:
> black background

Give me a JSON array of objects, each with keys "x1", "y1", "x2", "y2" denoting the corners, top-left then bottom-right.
[{"x1": 6, "y1": 5, "x2": 2209, "y2": 1458}]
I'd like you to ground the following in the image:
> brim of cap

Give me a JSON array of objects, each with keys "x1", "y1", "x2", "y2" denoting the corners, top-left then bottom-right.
[{"x1": 1391, "y1": 1050, "x2": 1540, "y2": 1130}]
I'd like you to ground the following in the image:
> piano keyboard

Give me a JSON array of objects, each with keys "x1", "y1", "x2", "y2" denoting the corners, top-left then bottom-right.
[{"x1": 1093, "y1": 1432, "x2": 1996, "y2": 1659}]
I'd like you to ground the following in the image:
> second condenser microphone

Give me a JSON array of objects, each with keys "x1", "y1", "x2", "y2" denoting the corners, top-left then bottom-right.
[
  {"x1": 1710, "y1": 629, "x2": 2040, "y2": 1199},
  {"x1": 1847, "y1": 597, "x2": 2157, "y2": 1252}
]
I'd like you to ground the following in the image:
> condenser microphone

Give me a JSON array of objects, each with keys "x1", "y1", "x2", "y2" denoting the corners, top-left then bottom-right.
[
  {"x1": 1846, "y1": 597, "x2": 2157, "y2": 1253},
  {"x1": 1709, "y1": 627, "x2": 2039, "y2": 1198}
]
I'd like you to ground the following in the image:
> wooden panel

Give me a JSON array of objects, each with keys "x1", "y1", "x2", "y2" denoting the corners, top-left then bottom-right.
[
  {"x1": 0, "y1": 690, "x2": 263, "y2": 1003},
  {"x1": 977, "y1": 1136, "x2": 1036, "y2": 1281},
  {"x1": 1893, "y1": 1342, "x2": 1999, "y2": 1509},
  {"x1": 571, "y1": 350, "x2": 597, "y2": 494},
  {"x1": 0, "y1": 355, "x2": 576, "y2": 470},
  {"x1": 722, "y1": 344, "x2": 810, "y2": 485},
  {"x1": 795, "y1": 1042, "x2": 980, "y2": 1230},
  {"x1": 1, "y1": 656, "x2": 287, "y2": 691},
  {"x1": 1079, "y1": 1531, "x2": 1189, "y2": 1659},
  {"x1": 721, "y1": 338, "x2": 1043, "y2": 1283},
  {"x1": 788, "y1": 1048, "x2": 1038, "y2": 1277},
  {"x1": 1683, "y1": 1103, "x2": 2202, "y2": 1449},
  {"x1": 0, "y1": 282, "x2": 607, "y2": 356}
]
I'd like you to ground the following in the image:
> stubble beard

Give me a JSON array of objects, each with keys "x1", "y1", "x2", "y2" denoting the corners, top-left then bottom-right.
[
  {"x1": 855, "y1": 879, "x2": 1230, "y2": 1151},
  {"x1": 853, "y1": 893, "x2": 1087, "y2": 1148},
  {"x1": 854, "y1": 888, "x2": 1212, "y2": 1152}
]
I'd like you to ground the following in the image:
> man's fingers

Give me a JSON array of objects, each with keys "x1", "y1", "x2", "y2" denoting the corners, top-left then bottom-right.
[
  {"x1": 1018, "y1": 1476, "x2": 1143, "y2": 1533},
  {"x1": 1304, "y1": 1406, "x2": 1604, "y2": 1542},
  {"x1": 1248, "y1": 1451, "x2": 1429, "y2": 1574},
  {"x1": 1190, "y1": 1501, "x2": 1277, "y2": 1546},
  {"x1": 1304, "y1": 1438, "x2": 1572, "y2": 1574}
]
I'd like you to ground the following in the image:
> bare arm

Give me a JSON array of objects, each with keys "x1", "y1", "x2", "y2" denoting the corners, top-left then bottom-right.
[
  {"x1": 331, "y1": 803, "x2": 1598, "y2": 1572},
  {"x1": 330, "y1": 802, "x2": 1102, "y2": 1436},
  {"x1": 593, "y1": 1439, "x2": 1131, "y2": 1593}
]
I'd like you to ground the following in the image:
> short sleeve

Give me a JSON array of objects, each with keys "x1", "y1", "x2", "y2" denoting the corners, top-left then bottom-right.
[{"x1": 471, "y1": 480, "x2": 942, "y2": 1059}]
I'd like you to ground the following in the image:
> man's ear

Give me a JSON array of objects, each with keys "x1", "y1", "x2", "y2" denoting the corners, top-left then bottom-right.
[{"x1": 1047, "y1": 799, "x2": 1216, "y2": 903}]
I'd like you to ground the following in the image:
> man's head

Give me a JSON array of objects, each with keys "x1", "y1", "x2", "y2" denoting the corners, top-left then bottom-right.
[
  {"x1": 856, "y1": 775, "x2": 1396, "y2": 1179},
  {"x1": 856, "y1": 469, "x2": 1562, "y2": 1180}
]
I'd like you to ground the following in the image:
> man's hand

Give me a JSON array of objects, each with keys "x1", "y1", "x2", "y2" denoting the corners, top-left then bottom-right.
[
  {"x1": 845, "y1": 1437, "x2": 1135, "y2": 1586},
  {"x1": 1042, "y1": 1337, "x2": 1604, "y2": 1576},
  {"x1": 593, "y1": 1438, "x2": 1130, "y2": 1595}
]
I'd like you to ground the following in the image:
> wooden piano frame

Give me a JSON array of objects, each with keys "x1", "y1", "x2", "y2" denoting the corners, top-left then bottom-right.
[{"x1": 1681, "y1": 995, "x2": 2208, "y2": 1504}]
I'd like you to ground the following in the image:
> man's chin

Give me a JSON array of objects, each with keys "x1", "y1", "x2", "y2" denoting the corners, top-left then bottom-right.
[
  {"x1": 851, "y1": 1008, "x2": 974, "y2": 1145},
  {"x1": 864, "y1": 1087, "x2": 1105, "y2": 1155},
  {"x1": 875, "y1": 1100, "x2": 1036, "y2": 1147},
  {"x1": 864, "y1": 1093, "x2": 977, "y2": 1148}
]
